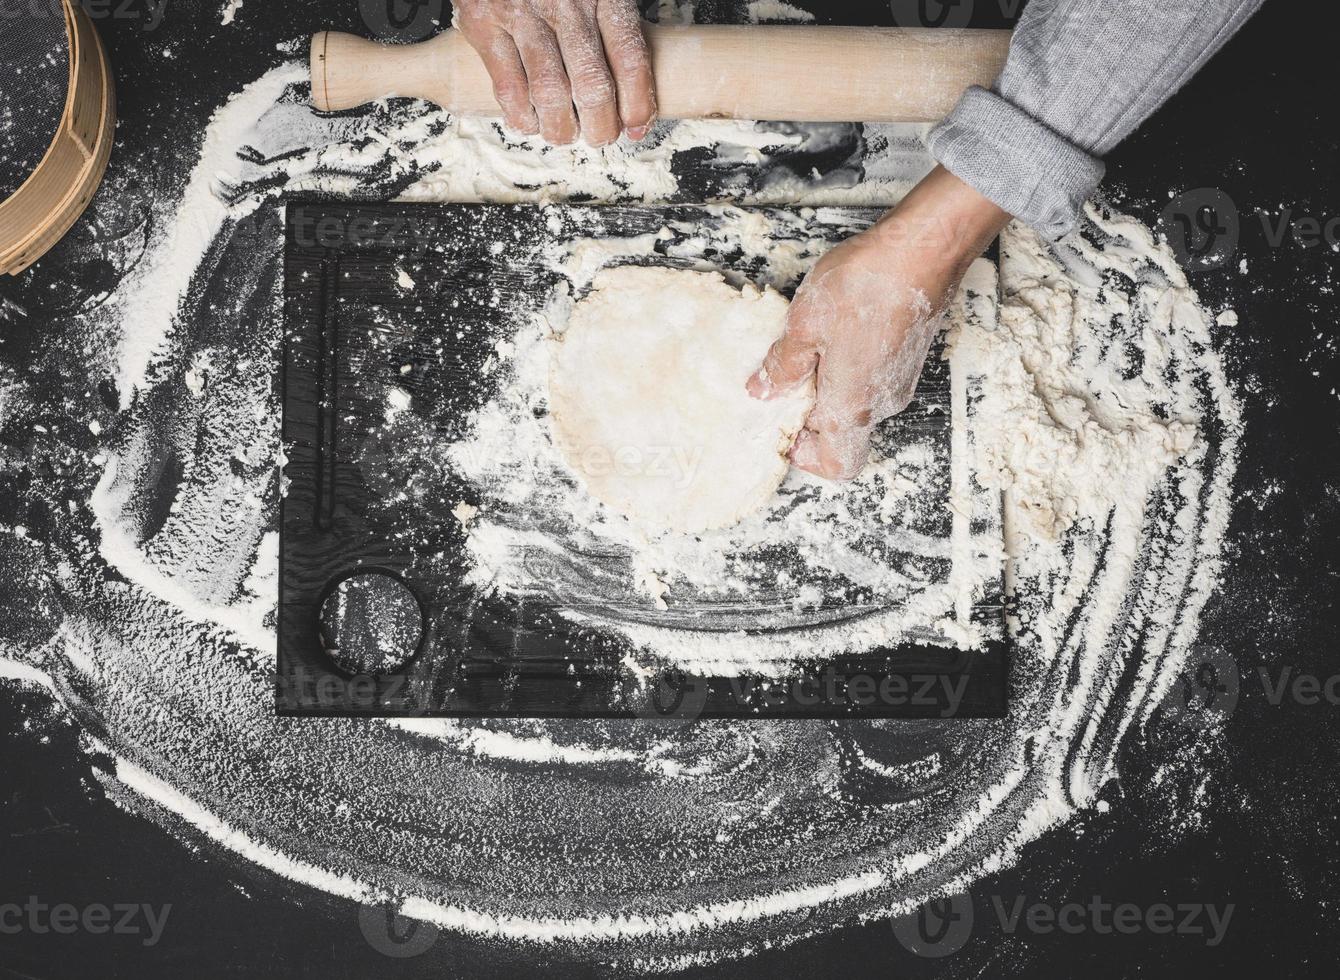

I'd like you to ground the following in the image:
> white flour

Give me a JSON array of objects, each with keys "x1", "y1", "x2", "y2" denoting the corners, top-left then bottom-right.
[
  {"x1": 0, "y1": 57, "x2": 1241, "y2": 969},
  {"x1": 745, "y1": 0, "x2": 816, "y2": 22}
]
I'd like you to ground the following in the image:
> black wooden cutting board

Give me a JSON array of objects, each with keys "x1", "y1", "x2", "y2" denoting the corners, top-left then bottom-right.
[{"x1": 279, "y1": 201, "x2": 1008, "y2": 718}]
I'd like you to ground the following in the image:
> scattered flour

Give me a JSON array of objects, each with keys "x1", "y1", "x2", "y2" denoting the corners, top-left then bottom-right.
[
  {"x1": 745, "y1": 0, "x2": 816, "y2": 22},
  {"x1": 0, "y1": 50, "x2": 1242, "y2": 968}
]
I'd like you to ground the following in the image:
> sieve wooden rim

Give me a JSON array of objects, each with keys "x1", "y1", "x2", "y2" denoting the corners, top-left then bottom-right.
[{"x1": 0, "y1": 0, "x2": 117, "y2": 277}]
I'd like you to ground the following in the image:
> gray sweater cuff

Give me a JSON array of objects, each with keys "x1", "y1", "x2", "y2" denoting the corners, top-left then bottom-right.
[{"x1": 927, "y1": 86, "x2": 1106, "y2": 241}]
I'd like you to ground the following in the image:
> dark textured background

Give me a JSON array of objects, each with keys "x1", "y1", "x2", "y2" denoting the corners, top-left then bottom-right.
[{"x1": 1, "y1": 0, "x2": 1337, "y2": 976}]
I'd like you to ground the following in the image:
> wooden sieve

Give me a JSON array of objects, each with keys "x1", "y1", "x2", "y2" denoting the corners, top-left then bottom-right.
[{"x1": 0, "y1": 0, "x2": 116, "y2": 276}]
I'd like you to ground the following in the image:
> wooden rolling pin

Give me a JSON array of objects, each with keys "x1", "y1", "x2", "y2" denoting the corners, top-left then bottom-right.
[{"x1": 311, "y1": 25, "x2": 1011, "y2": 123}]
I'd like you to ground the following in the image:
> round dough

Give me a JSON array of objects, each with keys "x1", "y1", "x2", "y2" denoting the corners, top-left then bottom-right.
[{"x1": 549, "y1": 266, "x2": 814, "y2": 534}]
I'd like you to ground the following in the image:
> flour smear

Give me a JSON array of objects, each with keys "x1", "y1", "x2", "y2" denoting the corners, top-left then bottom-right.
[{"x1": 0, "y1": 50, "x2": 1240, "y2": 972}]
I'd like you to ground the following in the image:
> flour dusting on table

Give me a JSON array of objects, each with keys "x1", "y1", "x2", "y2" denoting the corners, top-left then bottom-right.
[{"x1": 0, "y1": 61, "x2": 1241, "y2": 969}]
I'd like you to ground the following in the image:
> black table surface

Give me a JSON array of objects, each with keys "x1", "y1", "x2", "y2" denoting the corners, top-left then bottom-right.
[{"x1": 1, "y1": 1, "x2": 1336, "y2": 978}]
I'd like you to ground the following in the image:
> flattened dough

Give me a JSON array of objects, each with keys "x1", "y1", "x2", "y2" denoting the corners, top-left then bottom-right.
[{"x1": 549, "y1": 266, "x2": 814, "y2": 534}]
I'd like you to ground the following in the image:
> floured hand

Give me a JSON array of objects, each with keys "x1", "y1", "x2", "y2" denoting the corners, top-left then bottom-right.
[
  {"x1": 748, "y1": 166, "x2": 1011, "y2": 480},
  {"x1": 455, "y1": 0, "x2": 657, "y2": 146}
]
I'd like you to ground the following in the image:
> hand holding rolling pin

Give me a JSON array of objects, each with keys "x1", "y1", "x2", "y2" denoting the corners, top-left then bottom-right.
[{"x1": 453, "y1": 0, "x2": 656, "y2": 145}]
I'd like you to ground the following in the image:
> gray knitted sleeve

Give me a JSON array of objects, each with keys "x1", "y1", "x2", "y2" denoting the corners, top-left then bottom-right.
[{"x1": 926, "y1": 0, "x2": 1266, "y2": 239}]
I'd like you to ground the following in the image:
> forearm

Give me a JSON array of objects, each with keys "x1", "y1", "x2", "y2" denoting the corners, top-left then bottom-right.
[
  {"x1": 869, "y1": 166, "x2": 1011, "y2": 283},
  {"x1": 928, "y1": 0, "x2": 1266, "y2": 239}
]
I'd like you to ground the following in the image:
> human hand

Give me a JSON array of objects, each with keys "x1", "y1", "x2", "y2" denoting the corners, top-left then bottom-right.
[
  {"x1": 747, "y1": 166, "x2": 1011, "y2": 480},
  {"x1": 454, "y1": 0, "x2": 657, "y2": 146}
]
